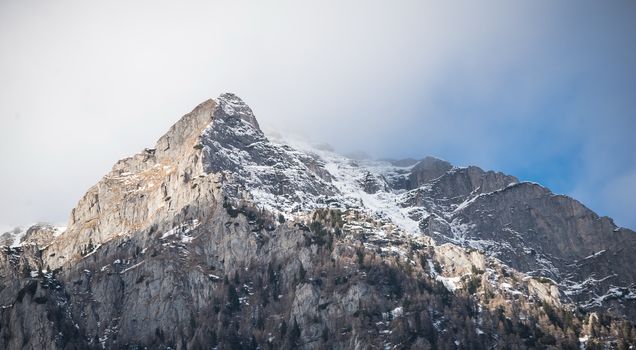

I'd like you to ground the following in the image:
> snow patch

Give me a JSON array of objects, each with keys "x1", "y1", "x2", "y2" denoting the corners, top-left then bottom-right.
[{"x1": 120, "y1": 261, "x2": 145, "y2": 274}]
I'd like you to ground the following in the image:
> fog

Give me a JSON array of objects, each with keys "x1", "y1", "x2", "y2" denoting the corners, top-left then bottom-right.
[{"x1": 1, "y1": 0, "x2": 635, "y2": 228}]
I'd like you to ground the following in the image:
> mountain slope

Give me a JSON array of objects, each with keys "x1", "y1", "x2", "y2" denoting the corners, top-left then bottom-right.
[{"x1": 1, "y1": 94, "x2": 634, "y2": 349}]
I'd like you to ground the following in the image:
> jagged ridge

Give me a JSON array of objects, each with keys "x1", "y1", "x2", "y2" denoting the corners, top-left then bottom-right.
[{"x1": 1, "y1": 94, "x2": 635, "y2": 349}]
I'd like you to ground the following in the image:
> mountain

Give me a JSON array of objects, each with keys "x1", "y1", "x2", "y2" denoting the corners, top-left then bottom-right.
[{"x1": 1, "y1": 93, "x2": 634, "y2": 349}]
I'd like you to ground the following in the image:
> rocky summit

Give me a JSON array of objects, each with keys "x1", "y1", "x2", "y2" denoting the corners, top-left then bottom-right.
[{"x1": 1, "y1": 93, "x2": 635, "y2": 349}]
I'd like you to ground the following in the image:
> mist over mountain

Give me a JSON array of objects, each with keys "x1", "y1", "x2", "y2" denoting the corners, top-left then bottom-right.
[{"x1": 1, "y1": 95, "x2": 634, "y2": 349}]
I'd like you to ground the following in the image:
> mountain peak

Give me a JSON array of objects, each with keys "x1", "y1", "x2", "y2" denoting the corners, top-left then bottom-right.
[
  {"x1": 150, "y1": 93, "x2": 259, "y2": 163},
  {"x1": 408, "y1": 156, "x2": 453, "y2": 187},
  {"x1": 3, "y1": 95, "x2": 635, "y2": 349},
  {"x1": 216, "y1": 92, "x2": 260, "y2": 130}
]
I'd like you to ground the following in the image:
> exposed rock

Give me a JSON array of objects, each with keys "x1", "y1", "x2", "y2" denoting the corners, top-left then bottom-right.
[
  {"x1": 408, "y1": 156, "x2": 453, "y2": 188},
  {"x1": 21, "y1": 224, "x2": 64, "y2": 248},
  {"x1": 1, "y1": 94, "x2": 635, "y2": 349},
  {"x1": 0, "y1": 231, "x2": 14, "y2": 246}
]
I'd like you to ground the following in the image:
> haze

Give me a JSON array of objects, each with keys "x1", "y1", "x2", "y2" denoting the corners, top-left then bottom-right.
[{"x1": 1, "y1": 0, "x2": 635, "y2": 230}]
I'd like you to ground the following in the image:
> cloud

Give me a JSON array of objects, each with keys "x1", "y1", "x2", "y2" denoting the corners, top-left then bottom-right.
[{"x1": 0, "y1": 0, "x2": 634, "y2": 228}]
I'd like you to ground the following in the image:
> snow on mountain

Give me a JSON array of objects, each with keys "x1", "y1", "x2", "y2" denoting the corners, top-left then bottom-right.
[
  {"x1": 1, "y1": 94, "x2": 635, "y2": 349},
  {"x1": 197, "y1": 96, "x2": 636, "y2": 318},
  {"x1": 271, "y1": 136, "x2": 423, "y2": 234},
  {"x1": 4, "y1": 93, "x2": 634, "y2": 317},
  {"x1": 1, "y1": 224, "x2": 66, "y2": 248}
]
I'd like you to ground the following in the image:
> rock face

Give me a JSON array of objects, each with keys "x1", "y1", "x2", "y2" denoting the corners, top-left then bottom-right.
[
  {"x1": 407, "y1": 156, "x2": 453, "y2": 188},
  {"x1": 1, "y1": 94, "x2": 635, "y2": 349}
]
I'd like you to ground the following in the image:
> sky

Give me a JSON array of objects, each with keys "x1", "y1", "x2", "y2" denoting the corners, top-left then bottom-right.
[{"x1": 0, "y1": 0, "x2": 635, "y2": 230}]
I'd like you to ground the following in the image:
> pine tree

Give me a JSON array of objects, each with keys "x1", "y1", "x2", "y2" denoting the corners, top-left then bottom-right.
[
  {"x1": 280, "y1": 320, "x2": 287, "y2": 337},
  {"x1": 227, "y1": 285, "x2": 240, "y2": 312},
  {"x1": 298, "y1": 264, "x2": 306, "y2": 282},
  {"x1": 290, "y1": 318, "x2": 301, "y2": 346}
]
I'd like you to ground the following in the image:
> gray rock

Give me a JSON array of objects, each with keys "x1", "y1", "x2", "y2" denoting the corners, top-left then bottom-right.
[
  {"x1": 1, "y1": 94, "x2": 634, "y2": 349},
  {"x1": 408, "y1": 156, "x2": 453, "y2": 188}
]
